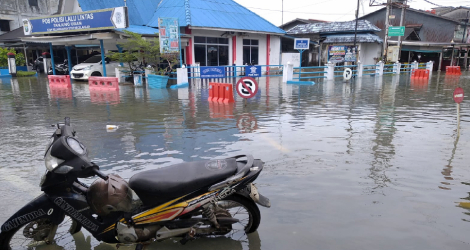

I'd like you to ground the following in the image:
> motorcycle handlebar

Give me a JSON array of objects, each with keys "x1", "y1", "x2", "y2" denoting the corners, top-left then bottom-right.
[{"x1": 91, "y1": 165, "x2": 108, "y2": 180}]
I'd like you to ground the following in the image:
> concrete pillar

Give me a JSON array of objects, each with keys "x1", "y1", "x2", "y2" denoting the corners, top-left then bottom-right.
[
  {"x1": 7, "y1": 53, "x2": 17, "y2": 77},
  {"x1": 43, "y1": 52, "x2": 51, "y2": 74},
  {"x1": 412, "y1": 60, "x2": 418, "y2": 70},
  {"x1": 426, "y1": 61, "x2": 434, "y2": 76},
  {"x1": 377, "y1": 61, "x2": 384, "y2": 76},
  {"x1": 283, "y1": 62, "x2": 294, "y2": 82},
  {"x1": 357, "y1": 61, "x2": 363, "y2": 78},
  {"x1": 326, "y1": 62, "x2": 335, "y2": 80},
  {"x1": 177, "y1": 66, "x2": 189, "y2": 87},
  {"x1": 393, "y1": 62, "x2": 398, "y2": 74}
]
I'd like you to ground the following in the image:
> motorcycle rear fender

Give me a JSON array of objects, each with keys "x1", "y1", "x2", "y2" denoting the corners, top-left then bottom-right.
[{"x1": 0, "y1": 194, "x2": 65, "y2": 233}]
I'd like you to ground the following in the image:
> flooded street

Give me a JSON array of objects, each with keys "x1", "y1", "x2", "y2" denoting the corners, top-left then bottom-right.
[{"x1": 1, "y1": 73, "x2": 470, "y2": 250}]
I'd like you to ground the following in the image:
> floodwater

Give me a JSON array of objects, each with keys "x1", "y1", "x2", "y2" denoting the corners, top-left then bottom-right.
[{"x1": 1, "y1": 72, "x2": 470, "y2": 250}]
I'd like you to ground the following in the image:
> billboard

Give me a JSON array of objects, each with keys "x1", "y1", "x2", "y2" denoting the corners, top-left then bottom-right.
[
  {"x1": 23, "y1": 7, "x2": 128, "y2": 35},
  {"x1": 158, "y1": 18, "x2": 180, "y2": 54},
  {"x1": 328, "y1": 45, "x2": 358, "y2": 63}
]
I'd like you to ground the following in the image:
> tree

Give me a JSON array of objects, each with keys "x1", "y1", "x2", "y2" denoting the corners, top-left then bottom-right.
[
  {"x1": 0, "y1": 48, "x2": 26, "y2": 67},
  {"x1": 107, "y1": 31, "x2": 179, "y2": 76}
]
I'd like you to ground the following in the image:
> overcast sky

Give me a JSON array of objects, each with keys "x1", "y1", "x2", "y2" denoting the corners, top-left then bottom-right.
[{"x1": 233, "y1": 0, "x2": 470, "y2": 27}]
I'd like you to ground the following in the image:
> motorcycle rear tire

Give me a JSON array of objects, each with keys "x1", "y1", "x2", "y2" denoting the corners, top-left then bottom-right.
[{"x1": 219, "y1": 194, "x2": 261, "y2": 234}]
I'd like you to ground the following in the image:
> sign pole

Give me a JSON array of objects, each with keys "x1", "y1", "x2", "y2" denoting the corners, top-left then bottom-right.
[{"x1": 298, "y1": 49, "x2": 304, "y2": 79}]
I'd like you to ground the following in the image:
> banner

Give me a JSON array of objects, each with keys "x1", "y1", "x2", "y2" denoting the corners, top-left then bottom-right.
[
  {"x1": 158, "y1": 18, "x2": 180, "y2": 54},
  {"x1": 328, "y1": 45, "x2": 358, "y2": 63},
  {"x1": 23, "y1": 7, "x2": 127, "y2": 35},
  {"x1": 200, "y1": 66, "x2": 226, "y2": 78}
]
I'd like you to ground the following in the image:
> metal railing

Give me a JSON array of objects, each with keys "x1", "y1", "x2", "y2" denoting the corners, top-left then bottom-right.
[{"x1": 293, "y1": 66, "x2": 327, "y2": 80}]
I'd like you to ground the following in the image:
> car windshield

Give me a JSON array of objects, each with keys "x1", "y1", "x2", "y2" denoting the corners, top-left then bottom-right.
[{"x1": 83, "y1": 56, "x2": 103, "y2": 64}]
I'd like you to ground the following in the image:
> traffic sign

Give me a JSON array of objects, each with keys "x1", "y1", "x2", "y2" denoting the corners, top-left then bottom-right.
[
  {"x1": 343, "y1": 68, "x2": 352, "y2": 80},
  {"x1": 294, "y1": 38, "x2": 310, "y2": 50},
  {"x1": 236, "y1": 77, "x2": 258, "y2": 99},
  {"x1": 454, "y1": 87, "x2": 464, "y2": 103},
  {"x1": 388, "y1": 26, "x2": 405, "y2": 36}
]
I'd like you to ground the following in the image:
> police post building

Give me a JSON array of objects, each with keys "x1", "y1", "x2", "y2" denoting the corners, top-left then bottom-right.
[{"x1": 15, "y1": 0, "x2": 285, "y2": 77}]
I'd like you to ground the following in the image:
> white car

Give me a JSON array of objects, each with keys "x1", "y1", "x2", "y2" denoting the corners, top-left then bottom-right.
[{"x1": 70, "y1": 55, "x2": 119, "y2": 80}]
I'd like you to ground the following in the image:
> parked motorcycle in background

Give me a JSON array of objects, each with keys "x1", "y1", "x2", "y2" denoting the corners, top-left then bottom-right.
[
  {"x1": 48, "y1": 59, "x2": 69, "y2": 75},
  {"x1": 0, "y1": 118, "x2": 270, "y2": 250}
]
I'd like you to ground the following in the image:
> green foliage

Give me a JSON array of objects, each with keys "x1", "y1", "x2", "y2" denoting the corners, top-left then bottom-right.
[
  {"x1": 16, "y1": 71, "x2": 36, "y2": 77},
  {"x1": 108, "y1": 31, "x2": 179, "y2": 76},
  {"x1": 0, "y1": 48, "x2": 26, "y2": 67}
]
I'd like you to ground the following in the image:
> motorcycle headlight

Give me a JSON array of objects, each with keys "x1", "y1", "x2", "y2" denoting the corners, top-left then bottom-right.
[
  {"x1": 66, "y1": 137, "x2": 85, "y2": 155},
  {"x1": 44, "y1": 145, "x2": 64, "y2": 171}
]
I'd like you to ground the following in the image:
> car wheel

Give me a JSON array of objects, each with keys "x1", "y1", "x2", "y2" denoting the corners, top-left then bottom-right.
[{"x1": 91, "y1": 72, "x2": 102, "y2": 77}]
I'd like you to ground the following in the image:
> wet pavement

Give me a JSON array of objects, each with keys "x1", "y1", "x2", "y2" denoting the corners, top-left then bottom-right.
[{"x1": 1, "y1": 72, "x2": 470, "y2": 249}]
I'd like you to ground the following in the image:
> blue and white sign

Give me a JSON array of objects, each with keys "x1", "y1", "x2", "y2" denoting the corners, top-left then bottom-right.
[
  {"x1": 200, "y1": 66, "x2": 226, "y2": 78},
  {"x1": 245, "y1": 65, "x2": 261, "y2": 77},
  {"x1": 23, "y1": 7, "x2": 128, "y2": 35},
  {"x1": 294, "y1": 38, "x2": 310, "y2": 50}
]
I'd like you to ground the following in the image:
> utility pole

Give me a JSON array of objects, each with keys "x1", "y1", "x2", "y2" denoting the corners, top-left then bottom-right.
[
  {"x1": 397, "y1": 0, "x2": 407, "y2": 62},
  {"x1": 353, "y1": 0, "x2": 360, "y2": 64},
  {"x1": 383, "y1": 0, "x2": 391, "y2": 62},
  {"x1": 282, "y1": 0, "x2": 284, "y2": 27}
]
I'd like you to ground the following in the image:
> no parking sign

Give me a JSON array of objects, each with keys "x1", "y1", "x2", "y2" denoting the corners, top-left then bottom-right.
[{"x1": 236, "y1": 77, "x2": 259, "y2": 99}]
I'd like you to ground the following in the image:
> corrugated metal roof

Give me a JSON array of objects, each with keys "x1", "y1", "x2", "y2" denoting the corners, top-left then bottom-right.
[
  {"x1": 146, "y1": 0, "x2": 285, "y2": 34},
  {"x1": 77, "y1": 0, "x2": 160, "y2": 26},
  {"x1": 322, "y1": 34, "x2": 383, "y2": 44},
  {"x1": 287, "y1": 20, "x2": 380, "y2": 35},
  {"x1": 115, "y1": 25, "x2": 159, "y2": 35}
]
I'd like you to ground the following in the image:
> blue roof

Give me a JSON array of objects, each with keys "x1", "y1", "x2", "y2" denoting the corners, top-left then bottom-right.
[
  {"x1": 77, "y1": 0, "x2": 160, "y2": 26},
  {"x1": 147, "y1": 0, "x2": 285, "y2": 34},
  {"x1": 115, "y1": 25, "x2": 159, "y2": 35}
]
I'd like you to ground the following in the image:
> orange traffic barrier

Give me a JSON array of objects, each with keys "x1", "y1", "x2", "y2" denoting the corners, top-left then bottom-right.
[
  {"x1": 88, "y1": 77, "x2": 119, "y2": 91},
  {"x1": 223, "y1": 84, "x2": 235, "y2": 103},
  {"x1": 446, "y1": 66, "x2": 462, "y2": 75},
  {"x1": 48, "y1": 75, "x2": 72, "y2": 88},
  {"x1": 208, "y1": 82, "x2": 234, "y2": 103},
  {"x1": 411, "y1": 69, "x2": 430, "y2": 80}
]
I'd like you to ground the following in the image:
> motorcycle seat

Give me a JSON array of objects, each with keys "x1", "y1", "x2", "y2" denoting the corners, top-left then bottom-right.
[{"x1": 129, "y1": 158, "x2": 239, "y2": 206}]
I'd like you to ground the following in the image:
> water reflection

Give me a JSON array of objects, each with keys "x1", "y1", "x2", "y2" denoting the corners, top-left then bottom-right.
[{"x1": 3, "y1": 74, "x2": 470, "y2": 249}]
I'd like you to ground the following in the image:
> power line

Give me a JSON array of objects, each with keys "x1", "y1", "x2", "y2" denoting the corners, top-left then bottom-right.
[{"x1": 247, "y1": 6, "x2": 357, "y2": 15}]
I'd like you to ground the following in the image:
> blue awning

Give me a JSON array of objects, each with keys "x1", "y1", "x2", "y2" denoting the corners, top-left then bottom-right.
[{"x1": 115, "y1": 25, "x2": 159, "y2": 36}]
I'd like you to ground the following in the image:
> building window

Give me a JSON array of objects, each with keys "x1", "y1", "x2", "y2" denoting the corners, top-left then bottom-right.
[
  {"x1": 28, "y1": 0, "x2": 39, "y2": 7},
  {"x1": 243, "y1": 39, "x2": 259, "y2": 65},
  {"x1": 194, "y1": 36, "x2": 229, "y2": 66},
  {"x1": 0, "y1": 20, "x2": 10, "y2": 32}
]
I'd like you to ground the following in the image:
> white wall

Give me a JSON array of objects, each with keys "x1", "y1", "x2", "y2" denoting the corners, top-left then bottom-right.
[
  {"x1": 360, "y1": 43, "x2": 382, "y2": 65},
  {"x1": 236, "y1": 33, "x2": 267, "y2": 66},
  {"x1": 190, "y1": 30, "x2": 278, "y2": 67},
  {"x1": 269, "y1": 35, "x2": 281, "y2": 66}
]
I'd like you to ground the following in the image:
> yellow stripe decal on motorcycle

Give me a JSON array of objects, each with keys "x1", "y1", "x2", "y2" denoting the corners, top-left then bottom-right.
[{"x1": 132, "y1": 195, "x2": 187, "y2": 221}]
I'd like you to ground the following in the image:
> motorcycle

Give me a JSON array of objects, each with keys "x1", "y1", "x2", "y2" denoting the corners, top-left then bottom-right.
[
  {"x1": 0, "y1": 118, "x2": 270, "y2": 250},
  {"x1": 48, "y1": 60, "x2": 69, "y2": 75}
]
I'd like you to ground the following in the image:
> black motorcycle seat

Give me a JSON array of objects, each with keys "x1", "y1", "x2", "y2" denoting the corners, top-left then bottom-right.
[{"x1": 129, "y1": 158, "x2": 238, "y2": 206}]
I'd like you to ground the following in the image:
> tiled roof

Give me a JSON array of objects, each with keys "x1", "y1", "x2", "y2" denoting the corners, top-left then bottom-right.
[
  {"x1": 146, "y1": 0, "x2": 285, "y2": 34},
  {"x1": 287, "y1": 20, "x2": 380, "y2": 35},
  {"x1": 322, "y1": 34, "x2": 383, "y2": 44}
]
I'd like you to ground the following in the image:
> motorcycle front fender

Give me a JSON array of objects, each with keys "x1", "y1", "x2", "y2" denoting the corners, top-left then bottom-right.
[{"x1": 0, "y1": 193, "x2": 65, "y2": 233}]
